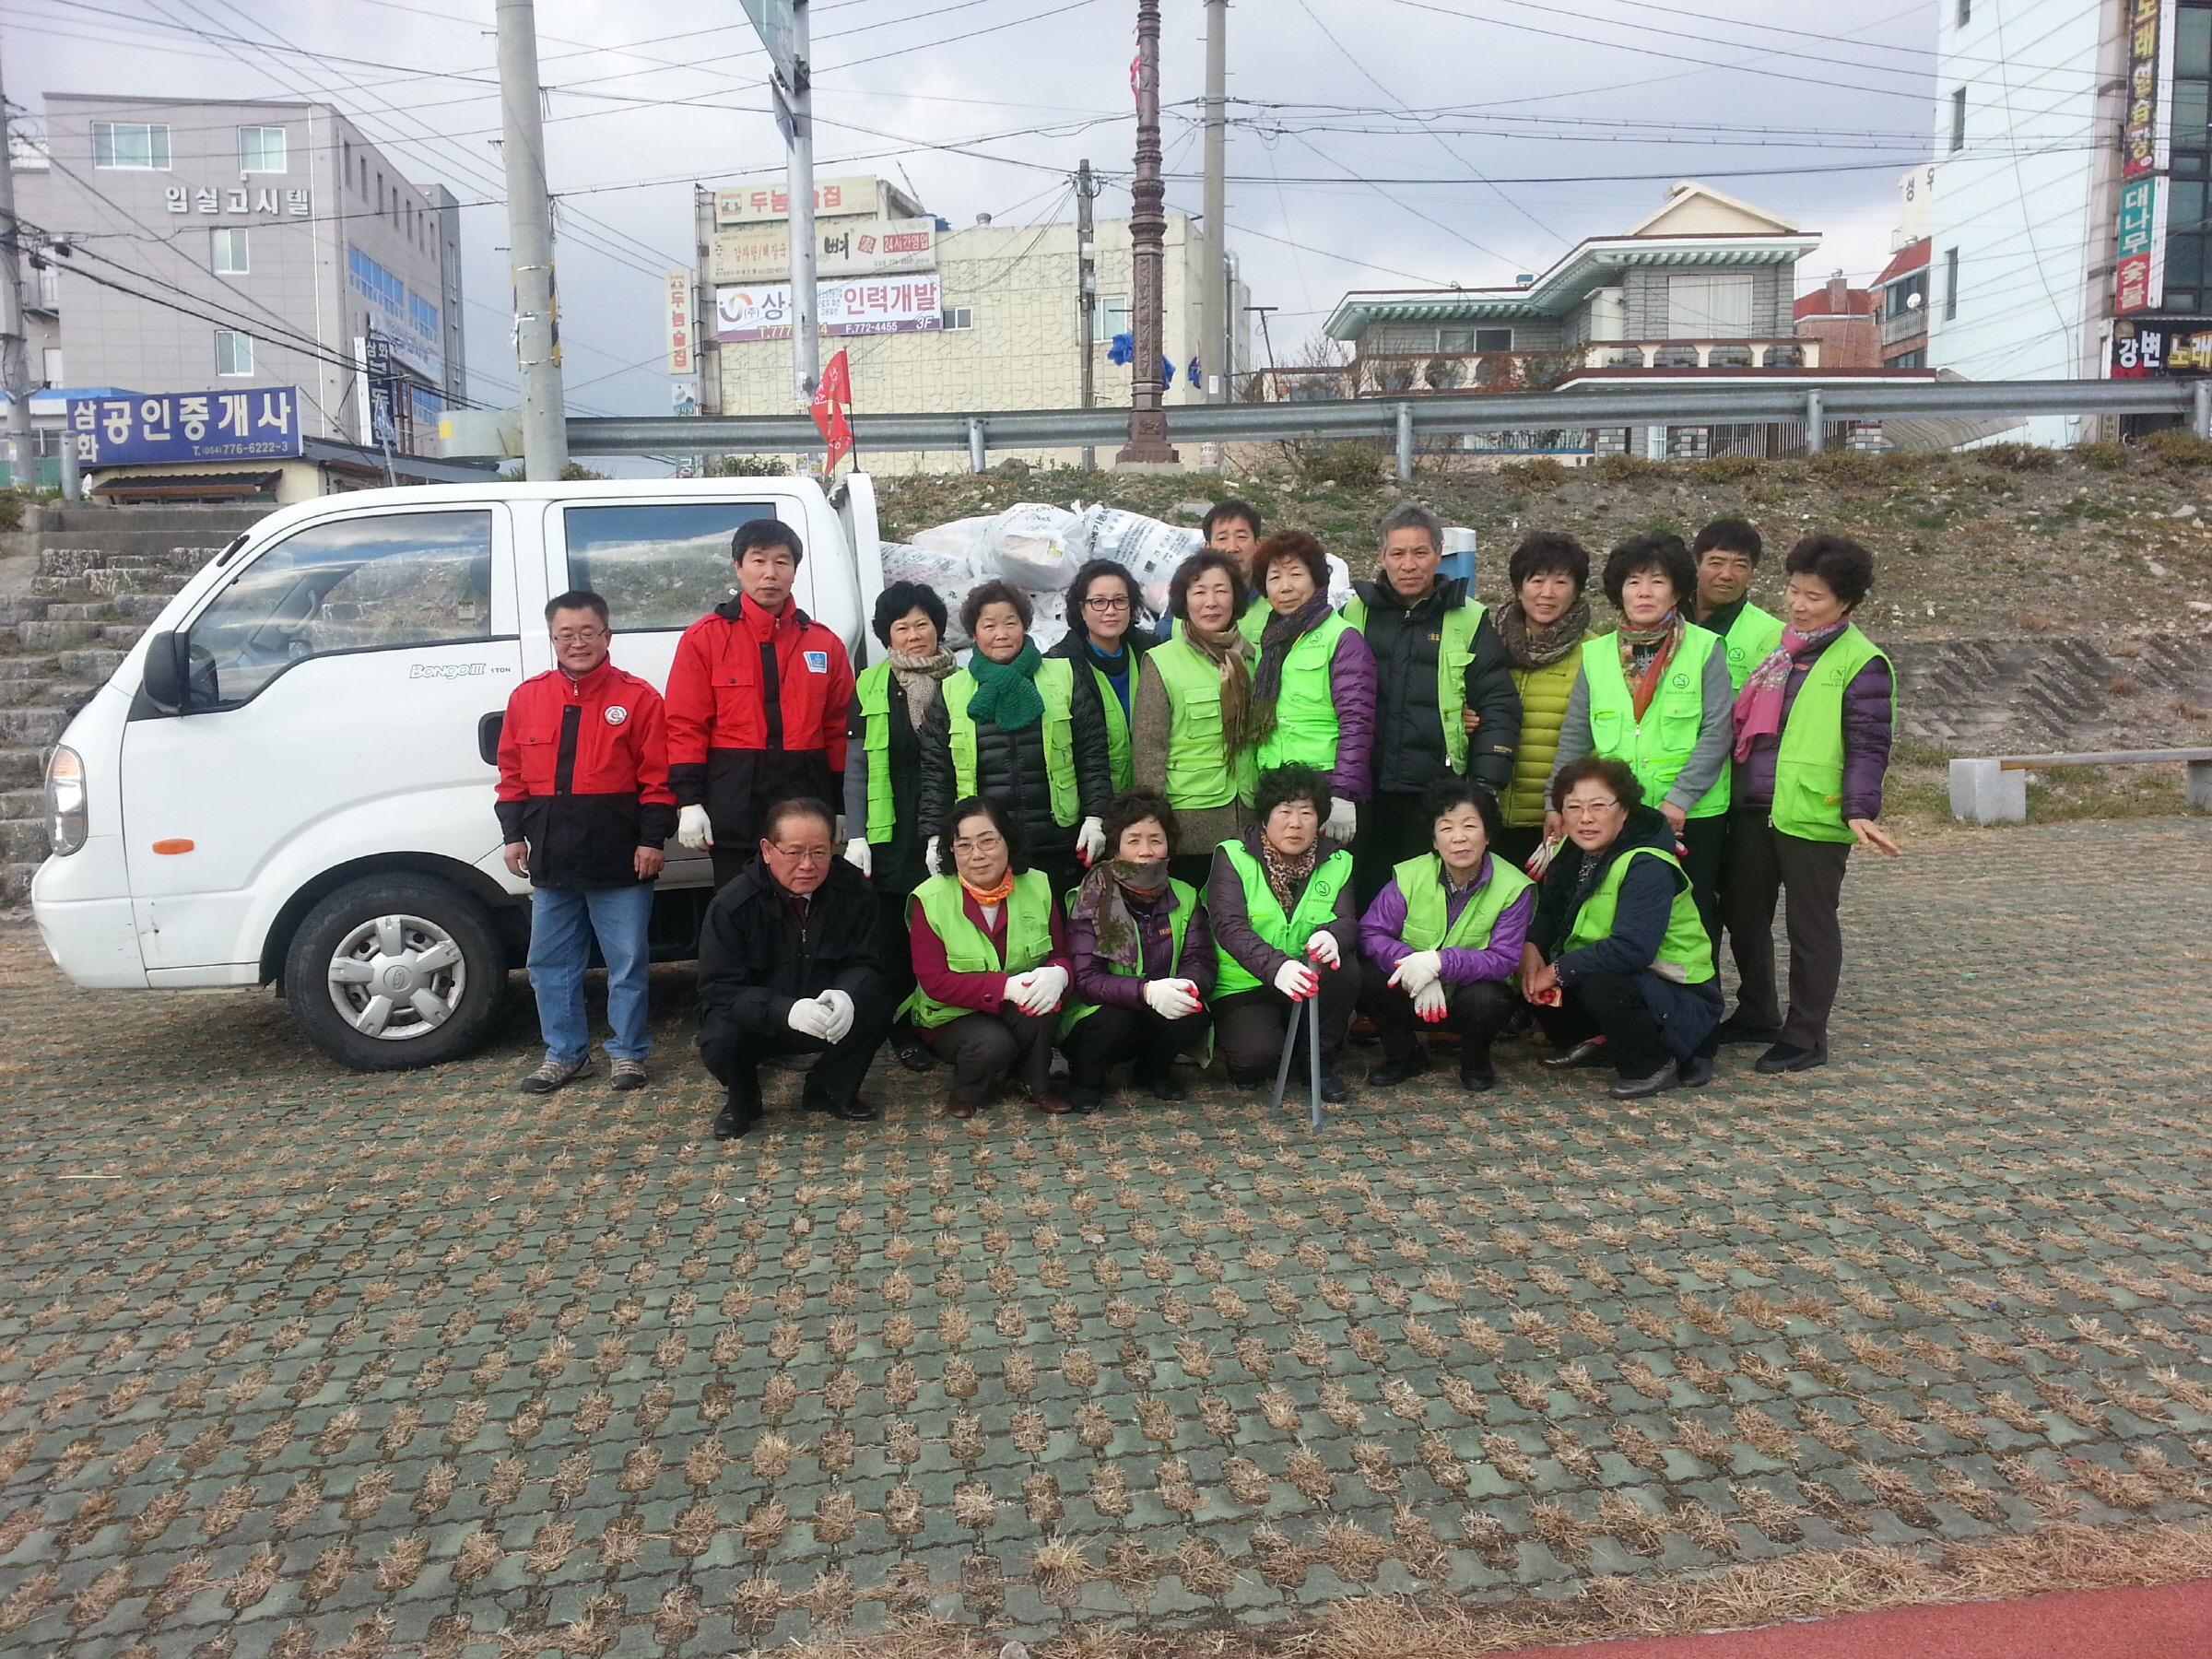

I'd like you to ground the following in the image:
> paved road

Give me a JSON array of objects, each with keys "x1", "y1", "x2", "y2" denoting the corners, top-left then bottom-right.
[{"x1": 3, "y1": 819, "x2": 2211, "y2": 1657}]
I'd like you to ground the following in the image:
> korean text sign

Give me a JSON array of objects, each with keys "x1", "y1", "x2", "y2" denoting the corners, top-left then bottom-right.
[
  {"x1": 715, "y1": 277, "x2": 943, "y2": 342},
  {"x1": 69, "y1": 390, "x2": 304, "y2": 465}
]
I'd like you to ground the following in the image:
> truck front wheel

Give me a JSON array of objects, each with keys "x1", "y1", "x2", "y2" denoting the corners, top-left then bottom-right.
[{"x1": 283, "y1": 875, "x2": 508, "y2": 1071}]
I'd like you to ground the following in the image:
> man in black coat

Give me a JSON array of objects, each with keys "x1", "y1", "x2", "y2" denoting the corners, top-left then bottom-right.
[
  {"x1": 1346, "y1": 501, "x2": 1524, "y2": 907},
  {"x1": 697, "y1": 797, "x2": 891, "y2": 1138}
]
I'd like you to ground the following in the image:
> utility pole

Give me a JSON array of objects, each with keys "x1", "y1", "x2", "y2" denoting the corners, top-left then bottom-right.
[
  {"x1": 1245, "y1": 303, "x2": 1277, "y2": 395},
  {"x1": 1199, "y1": 0, "x2": 1227, "y2": 403},
  {"x1": 783, "y1": 0, "x2": 819, "y2": 407},
  {"x1": 1117, "y1": 0, "x2": 1178, "y2": 465},
  {"x1": 496, "y1": 0, "x2": 568, "y2": 479},
  {"x1": 1075, "y1": 159, "x2": 1099, "y2": 469},
  {"x1": 0, "y1": 39, "x2": 35, "y2": 490}
]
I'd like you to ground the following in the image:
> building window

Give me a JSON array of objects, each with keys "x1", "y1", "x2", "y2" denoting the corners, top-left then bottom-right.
[
  {"x1": 239, "y1": 126, "x2": 288, "y2": 172},
  {"x1": 1950, "y1": 87, "x2": 1968, "y2": 151},
  {"x1": 211, "y1": 228, "x2": 250, "y2": 276},
  {"x1": 215, "y1": 331, "x2": 254, "y2": 376},
  {"x1": 1889, "y1": 348, "x2": 1927, "y2": 369},
  {"x1": 1957, "y1": 0, "x2": 1970, "y2": 23},
  {"x1": 941, "y1": 307, "x2": 973, "y2": 330},
  {"x1": 1093, "y1": 295, "x2": 1130, "y2": 342},
  {"x1": 1943, "y1": 247, "x2": 1959, "y2": 320},
  {"x1": 92, "y1": 122, "x2": 170, "y2": 170},
  {"x1": 2183, "y1": 8, "x2": 2212, "y2": 77},
  {"x1": 1474, "y1": 326, "x2": 1512, "y2": 352},
  {"x1": 1665, "y1": 272, "x2": 1754, "y2": 337}
]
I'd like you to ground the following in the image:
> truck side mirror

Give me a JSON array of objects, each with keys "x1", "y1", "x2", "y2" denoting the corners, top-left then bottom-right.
[{"x1": 141, "y1": 630, "x2": 188, "y2": 713}]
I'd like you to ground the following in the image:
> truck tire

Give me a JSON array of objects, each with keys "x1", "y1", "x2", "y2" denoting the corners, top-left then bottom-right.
[{"x1": 284, "y1": 874, "x2": 508, "y2": 1071}]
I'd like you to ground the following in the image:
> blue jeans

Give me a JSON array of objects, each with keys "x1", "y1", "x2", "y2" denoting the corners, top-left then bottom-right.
[{"x1": 526, "y1": 883, "x2": 654, "y2": 1065}]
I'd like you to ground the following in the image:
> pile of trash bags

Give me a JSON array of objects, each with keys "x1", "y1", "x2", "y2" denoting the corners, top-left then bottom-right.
[{"x1": 880, "y1": 502, "x2": 1350, "y2": 650}]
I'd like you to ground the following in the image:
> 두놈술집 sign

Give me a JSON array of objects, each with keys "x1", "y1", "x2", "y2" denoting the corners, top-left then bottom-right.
[
  {"x1": 69, "y1": 389, "x2": 303, "y2": 465},
  {"x1": 716, "y1": 277, "x2": 943, "y2": 341}
]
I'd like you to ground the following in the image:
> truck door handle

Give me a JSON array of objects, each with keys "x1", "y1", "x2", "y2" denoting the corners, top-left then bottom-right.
[{"x1": 477, "y1": 712, "x2": 503, "y2": 767}]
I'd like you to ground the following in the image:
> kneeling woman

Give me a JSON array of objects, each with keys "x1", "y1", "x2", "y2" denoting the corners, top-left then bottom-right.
[
  {"x1": 1519, "y1": 757, "x2": 1722, "y2": 1100},
  {"x1": 1062, "y1": 790, "x2": 1217, "y2": 1112},
  {"x1": 1208, "y1": 763, "x2": 1359, "y2": 1102},
  {"x1": 1359, "y1": 777, "x2": 1534, "y2": 1093},
  {"x1": 903, "y1": 796, "x2": 1074, "y2": 1118}
]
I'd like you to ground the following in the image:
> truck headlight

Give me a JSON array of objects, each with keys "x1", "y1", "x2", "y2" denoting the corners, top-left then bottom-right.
[{"x1": 45, "y1": 746, "x2": 87, "y2": 856}]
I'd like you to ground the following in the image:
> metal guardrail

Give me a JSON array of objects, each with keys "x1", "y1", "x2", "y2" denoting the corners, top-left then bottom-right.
[{"x1": 565, "y1": 377, "x2": 2212, "y2": 466}]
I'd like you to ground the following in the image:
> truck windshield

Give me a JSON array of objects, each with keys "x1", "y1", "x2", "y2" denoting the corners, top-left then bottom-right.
[{"x1": 563, "y1": 501, "x2": 775, "y2": 631}]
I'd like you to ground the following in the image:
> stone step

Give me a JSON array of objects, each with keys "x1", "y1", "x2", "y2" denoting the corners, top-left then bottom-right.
[
  {"x1": 32, "y1": 504, "x2": 269, "y2": 537},
  {"x1": 0, "y1": 748, "x2": 47, "y2": 789},
  {"x1": 111, "y1": 593, "x2": 179, "y2": 620},
  {"x1": 16, "y1": 619, "x2": 107, "y2": 649},
  {"x1": 58, "y1": 648, "x2": 128, "y2": 684},
  {"x1": 0, "y1": 598, "x2": 50, "y2": 625},
  {"x1": 0, "y1": 787, "x2": 43, "y2": 818},
  {"x1": 0, "y1": 707, "x2": 69, "y2": 745},
  {"x1": 88, "y1": 568, "x2": 191, "y2": 597},
  {"x1": 41, "y1": 602, "x2": 119, "y2": 623},
  {"x1": 36, "y1": 537, "x2": 235, "y2": 572},
  {"x1": 0, "y1": 817, "x2": 49, "y2": 864},
  {"x1": 2, "y1": 862, "x2": 39, "y2": 906},
  {"x1": 100, "y1": 623, "x2": 147, "y2": 647},
  {"x1": 0, "y1": 656, "x2": 61, "y2": 680}
]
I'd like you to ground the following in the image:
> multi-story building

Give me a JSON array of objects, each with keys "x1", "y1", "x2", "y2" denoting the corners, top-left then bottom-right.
[
  {"x1": 700, "y1": 177, "x2": 1246, "y2": 472},
  {"x1": 1794, "y1": 273, "x2": 1882, "y2": 369},
  {"x1": 1875, "y1": 240, "x2": 1932, "y2": 369},
  {"x1": 18, "y1": 94, "x2": 466, "y2": 462}
]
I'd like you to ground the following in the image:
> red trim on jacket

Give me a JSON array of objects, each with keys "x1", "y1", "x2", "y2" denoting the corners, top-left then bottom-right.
[{"x1": 664, "y1": 594, "x2": 853, "y2": 771}]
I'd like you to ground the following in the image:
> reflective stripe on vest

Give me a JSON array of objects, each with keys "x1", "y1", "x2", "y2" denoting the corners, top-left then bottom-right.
[
  {"x1": 1503, "y1": 640, "x2": 1592, "y2": 828},
  {"x1": 1255, "y1": 612, "x2": 1350, "y2": 774},
  {"x1": 1149, "y1": 636, "x2": 1255, "y2": 809},
  {"x1": 899, "y1": 869, "x2": 1056, "y2": 1029},
  {"x1": 1771, "y1": 623, "x2": 1890, "y2": 844},
  {"x1": 1721, "y1": 603, "x2": 1786, "y2": 691},
  {"x1": 1061, "y1": 877, "x2": 1196, "y2": 1034},
  {"x1": 1212, "y1": 840, "x2": 1353, "y2": 998},
  {"x1": 1581, "y1": 629, "x2": 1730, "y2": 818},
  {"x1": 854, "y1": 660, "x2": 897, "y2": 843},
  {"x1": 1394, "y1": 853, "x2": 1533, "y2": 952},
  {"x1": 1562, "y1": 844, "x2": 1714, "y2": 983},
  {"x1": 1343, "y1": 594, "x2": 1485, "y2": 771},
  {"x1": 946, "y1": 656, "x2": 1080, "y2": 828}
]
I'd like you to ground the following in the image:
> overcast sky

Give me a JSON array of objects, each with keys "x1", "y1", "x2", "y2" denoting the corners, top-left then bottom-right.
[{"x1": 12, "y1": 0, "x2": 1940, "y2": 435}]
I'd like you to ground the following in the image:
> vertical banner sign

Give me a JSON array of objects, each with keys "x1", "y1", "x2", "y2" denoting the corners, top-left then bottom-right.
[
  {"x1": 2119, "y1": 178, "x2": 2161, "y2": 313},
  {"x1": 665, "y1": 269, "x2": 695, "y2": 374},
  {"x1": 365, "y1": 330, "x2": 398, "y2": 446},
  {"x1": 2116, "y1": 0, "x2": 2177, "y2": 313}
]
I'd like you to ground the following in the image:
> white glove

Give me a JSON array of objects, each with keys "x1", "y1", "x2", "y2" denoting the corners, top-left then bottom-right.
[
  {"x1": 1142, "y1": 978, "x2": 1202, "y2": 1019},
  {"x1": 1012, "y1": 963, "x2": 1068, "y2": 1016},
  {"x1": 1076, "y1": 816, "x2": 1107, "y2": 865},
  {"x1": 1325, "y1": 796, "x2": 1358, "y2": 842},
  {"x1": 677, "y1": 805, "x2": 714, "y2": 850},
  {"x1": 924, "y1": 835, "x2": 940, "y2": 875},
  {"x1": 785, "y1": 995, "x2": 834, "y2": 1041},
  {"x1": 1273, "y1": 959, "x2": 1319, "y2": 1001},
  {"x1": 1304, "y1": 929, "x2": 1341, "y2": 970},
  {"x1": 817, "y1": 988, "x2": 855, "y2": 1044},
  {"x1": 1388, "y1": 949, "x2": 1442, "y2": 995},
  {"x1": 1413, "y1": 982, "x2": 1449, "y2": 1023},
  {"x1": 844, "y1": 837, "x2": 872, "y2": 877}
]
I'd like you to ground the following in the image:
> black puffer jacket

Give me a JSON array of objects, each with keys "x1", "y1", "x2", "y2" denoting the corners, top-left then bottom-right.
[
  {"x1": 916, "y1": 658, "x2": 1112, "y2": 858},
  {"x1": 1352, "y1": 576, "x2": 1523, "y2": 794},
  {"x1": 1044, "y1": 629, "x2": 1147, "y2": 781},
  {"x1": 695, "y1": 854, "x2": 881, "y2": 1037}
]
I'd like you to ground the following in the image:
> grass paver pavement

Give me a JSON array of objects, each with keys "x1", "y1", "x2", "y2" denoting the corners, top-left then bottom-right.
[{"x1": 1, "y1": 818, "x2": 2210, "y2": 1656}]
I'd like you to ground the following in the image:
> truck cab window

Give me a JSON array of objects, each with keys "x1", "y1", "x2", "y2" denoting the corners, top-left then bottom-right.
[{"x1": 563, "y1": 501, "x2": 776, "y2": 631}]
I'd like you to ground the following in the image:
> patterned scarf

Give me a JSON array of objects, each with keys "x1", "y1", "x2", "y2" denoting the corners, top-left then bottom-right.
[
  {"x1": 1258, "y1": 836, "x2": 1320, "y2": 914},
  {"x1": 888, "y1": 647, "x2": 956, "y2": 728},
  {"x1": 1248, "y1": 594, "x2": 1334, "y2": 749},
  {"x1": 1180, "y1": 617, "x2": 1257, "y2": 758},
  {"x1": 1494, "y1": 595, "x2": 1591, "y2": 670},
  {"x1": 1732, "y1": 619, "x2": 1850, "y2": 760},
  {"x1": 1070, "y1": 858, "x2": 1169, "y2": 971},
  {"x1": 959, "y1": 867, "x2": 1017, "y2": 908},
  {"x1": 1618, "y1": 610, "x2": 1685, "y2": 722},
  {"x1": 964, "y1": 639, "x2": 1046, "y2": 731}
]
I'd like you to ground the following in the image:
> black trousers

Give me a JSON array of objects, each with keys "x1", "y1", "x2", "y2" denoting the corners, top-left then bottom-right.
[
  {"x1": 1720, "y1": 811, "x2": 1853, "y2": 1051},
  {"x1": 1213, "y1": 960, "x2": 1358, "y2": 1077},
  {"x1": 1677, "y1": 811, "x2": 1728, "y2": 960},
  {"x1": 924, "y1": 1006, "x2": 1058, "y2": 1107},
  {"x1": 1168, "y1": 853, "x2": 1218, "y2": 895},
  {"x1": 1534, "y1": 970, "x2": 1674, "y2": 1078},
  {"x1": 1061, "y1": 1002, "x2": 1210, "y2": 1089},
  {"x1": 1359, "y1": 960, "x2": 1512, "y2": 1065},
  {"x1": 1354, "y1": 792, "x2": 1439, "y2": 910},
  {"x1": 698, "y1": 969, "x2": 894, "y2": 1123}
]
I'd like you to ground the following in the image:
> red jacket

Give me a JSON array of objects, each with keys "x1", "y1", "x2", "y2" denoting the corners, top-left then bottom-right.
[
  {"x1": 665, "y1": 594, "x2": 853, "y2": 786},
  {"x1": 495, "y1": 659, "x2": 677, "y2": 889}
]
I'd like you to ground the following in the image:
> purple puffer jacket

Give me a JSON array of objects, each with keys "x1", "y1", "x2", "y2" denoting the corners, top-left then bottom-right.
[
  {"x1": 1068, "y1": 880, "x2": 1217, "y2": 1010},
  {"x1": 1359, "y1": 854, "x2": 1535, "y2": 986},
  {"x1": 1324, "y1": 624, "x2": 1377, "y2": 802},
  {"x1": 1735, "y1": 636, "x2": 1894, "y2": 822}
]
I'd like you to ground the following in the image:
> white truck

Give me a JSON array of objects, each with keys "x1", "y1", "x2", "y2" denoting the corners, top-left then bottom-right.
[{"x1": 31, "y1": 475, "x2": 887, "y2": 1072}]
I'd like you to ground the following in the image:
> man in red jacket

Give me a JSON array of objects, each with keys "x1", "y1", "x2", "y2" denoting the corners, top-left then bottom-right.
[
  {"x1": 497, "y1": 591, "x2": 677, "y2": 1093},
  {"x1": 666, "y1": 519, "x2": 856, "y2": 888}
]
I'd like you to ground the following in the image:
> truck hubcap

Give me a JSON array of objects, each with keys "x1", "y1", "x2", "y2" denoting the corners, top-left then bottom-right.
[{"x1": 326, "y1": 913, "x2": 467, "y2": 1040}]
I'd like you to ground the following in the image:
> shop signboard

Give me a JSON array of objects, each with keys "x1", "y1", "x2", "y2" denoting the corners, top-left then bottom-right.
[
  {"x1": 68, "y1": 389, "x2": 302, "y2": 465},
  {"x1": 712, "y1": 218, "x2": 937, "y2": 282},
  {"x1": 715, "y1": 276, "x2": 943, "y2": 341}
]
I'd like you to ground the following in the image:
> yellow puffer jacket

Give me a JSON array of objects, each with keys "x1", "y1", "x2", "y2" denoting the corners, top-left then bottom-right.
[{"x1": 1501, "y1": 636, "x2": 1596, "y2": 827}]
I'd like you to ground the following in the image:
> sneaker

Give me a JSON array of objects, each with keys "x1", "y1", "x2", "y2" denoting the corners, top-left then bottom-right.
[
  {"x1": 520, "y1": 1056, "x2": 588, "y2": 1094},
  {"x1": 609, "y1": 1058, "x2": 649, "y2": 1091}
]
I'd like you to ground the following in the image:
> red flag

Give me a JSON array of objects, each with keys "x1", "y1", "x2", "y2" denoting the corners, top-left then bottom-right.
[
  {"x1": 809, "y1": 348, "x2": 853, "y2": 471},
  {"x1": 818, "y1": 348, "x2": 851, "y2": 406},
  {"x1": 818, "y1": 404, "x2": 853, "y2": 473}
]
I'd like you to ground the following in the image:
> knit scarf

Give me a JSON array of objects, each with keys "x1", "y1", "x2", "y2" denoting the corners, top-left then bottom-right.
[
  {"x1": 1248, "y1": 594, "x2": 1334, "y2": 748},
  {"x1": 1731, "y1": 618, "x2": 1849, "y2": 760},
  {"x1": 888, "y1": 647, "x2": 956, "y2": 728},
  {"x1": 1180, "y1": 618, "x2": 1257, "y2": 758},
  {"x1": 1070, "y1": 858, "x2": 1169, "y2": 972},
  {"x1": 1258, "y1": 836, "x2": 1320, "y2": 915},
  {"x1": 1494, "y1": 595, "x2": 1591, "y2": 670},
  {"x1": 1618, "y1": 610, "x2": 1685, "y2": 722},
  {"x1": 964, "y1": 639, "x2": 1046, "y2": 731}
]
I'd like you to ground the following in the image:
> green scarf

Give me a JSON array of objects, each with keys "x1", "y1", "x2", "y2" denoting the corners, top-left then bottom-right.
[{"x1": 965, "y1": 638, "x2": 1047, "y2": 731}]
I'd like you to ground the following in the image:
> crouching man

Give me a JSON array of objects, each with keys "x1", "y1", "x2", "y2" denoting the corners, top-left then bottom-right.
[{"x1": 697, "y1": 796, "x2": 891, "y2": 1138}]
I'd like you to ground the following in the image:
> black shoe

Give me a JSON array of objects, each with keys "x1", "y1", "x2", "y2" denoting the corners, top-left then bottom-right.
[
  {"x1": 1317, "y1": 1067, "x2": 1351, "y2": 1104},
  {"x1": 1541, "y1": 1037, "x2": 1608, "y2": 1070},
  {"x1": 1715, "y1": 1016, "x2": 1783, "y2": 1046},
  {"x1": 806, "y1": 1092, "x2": 878, "y2": 1121},
  {"x1": 712, "y1": 1102, "x2": 758, "y2": 1140},
  {"x1": 891, "y1": 1031, "x2": 935, "y2": 1073},
  {"x1": 1229, "y1": 1066, "x2": 1269, "y2": 1089},
  {"x1": 1502, "y1": 1005, "x2": 1535, "y2": 1041},
  {"x1": 1459, "y1": 1064, "x2": 1495, "y2": 1093},
  {"x1": 1678, "y1": 1054, "x2": 1715, "y2": 1088},
  {"x1": 1137, "y1": 1073, "x2": 1187, "y2": 1102},
  {"x1": 1755, "y1": 1041, "x2": 1826, "y2": 1074},
  {"x1": 1609, "y1": 1058, "x2": 1679, "y2": 1100},
  {"x1": 1069, "y1": 1085, "x2": 1105, "y2": 1114},
  {"x1": 1366, "y1": 1053, "x2": 1430, "y2": 1088}
]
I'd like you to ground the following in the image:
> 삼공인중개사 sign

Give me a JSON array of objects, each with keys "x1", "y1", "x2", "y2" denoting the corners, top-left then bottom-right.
[
  {"x1": 69, "y1": 389, "x2": 303, "y2": 466},
  {"x1": 715, "y1": 277, "x2": 943, "y2": 342}
]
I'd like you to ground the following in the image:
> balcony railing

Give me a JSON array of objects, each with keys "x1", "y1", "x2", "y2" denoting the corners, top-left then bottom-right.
[
  {"x1": 1880, "y1": 310, "x2": 1928, "y2": 347},
  {"x1": 1245, "y1": 340, "x2": 1820, "y2": 401}
]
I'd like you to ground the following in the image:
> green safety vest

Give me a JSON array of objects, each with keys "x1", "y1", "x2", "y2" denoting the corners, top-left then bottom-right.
[
  {"x1": 946, "y1": 656, "x2": 1079, "y2": 829},
  {"x1": 1213, "y1": 839, "x2": 1353, "y2": 998},
  {"x1": 1503, "y1": 634, "x2": 1597, "y2": 829},
  {"x1": 1342, "y1": 593, "x2": 1485, "y2": 771},
  {"x1": 1714, "y1": 602, "x2": 1786, "y2": 691},
  {"x1": 1061, "y1": 877, "x2": 1197, "y2": 1034},
  {"x1": 1394, "y1": 853, "x2": 1533, "y2": 953},
  {"x1": 1561, "y1": 844, "x2": 1715, "y2": 984},
  {"x1": 1148, "y1": 634, "x2": 1257, "y2": 809},
  {"x1": 1238, "y1": 605, "x2": 1267, "y2": 647},
  {"x1": 1254, "y1": 611, "x2": 1352, "y2": 775},
  {"x1": 1582, "y1": 629, "x2": 1730, "y2": 819},
  {"x1": 1771, "y1": 623, "x2": 1891, "y2": 844},
  {"x1": 1080, "y1": 653, "x2": 1135, "y2": 794},
  {"x1": 853, "y1": 661, "x2": 898, "y2": 842},
  {"x1": 899, "y1": 869, "x2": 1057, "y2": 1029}
]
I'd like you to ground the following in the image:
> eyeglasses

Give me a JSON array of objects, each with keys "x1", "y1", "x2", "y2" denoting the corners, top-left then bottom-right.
[
  {"x1": 952, "y1": 833, "x2": 1005, "y2": 853},
  {"x1": 1082, "y1": 594, "x2": 1131, "y2": 612},
  {"x1": 551, "y1": 627, "x2": 607, "y2": 644},
  {"x1": 769, "y1": 844, "x2": 834, "y2": 864},
  {"x1": 1559, "y1": 798, "x2": 1620, "y2": 818}
]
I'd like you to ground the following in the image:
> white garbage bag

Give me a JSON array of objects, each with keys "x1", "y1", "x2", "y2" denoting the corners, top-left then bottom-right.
[{"x1": 982, "y1": 503, "x2": 1081, "y2": 591}]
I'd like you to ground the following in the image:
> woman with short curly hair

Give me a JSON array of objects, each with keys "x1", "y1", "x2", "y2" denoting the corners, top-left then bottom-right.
[{"x1": 1248, "y1": 533, "x2": 1375, "y2": 846}]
